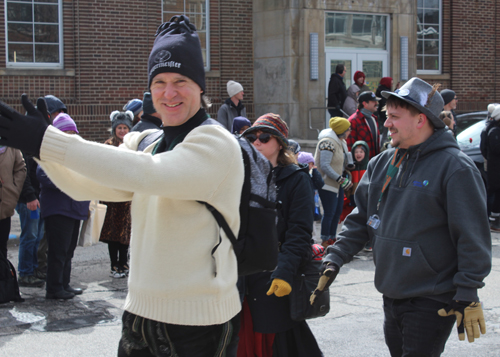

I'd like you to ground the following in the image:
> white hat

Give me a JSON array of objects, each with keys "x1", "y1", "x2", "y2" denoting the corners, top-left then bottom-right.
[
  {"x1": 227, "y1": 80, "x2": 244, "y2": 98},
  {"x1": 487, "y1": 103, "x2": 499, "y2": 115},
  {"x1": 491, "y1": 106, "x2": 500, "y2": 121}
]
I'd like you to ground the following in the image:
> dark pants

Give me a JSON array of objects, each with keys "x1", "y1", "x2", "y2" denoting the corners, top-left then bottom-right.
[
  {"x1": 0, "y1": 217, "x2": 11, "y2": 258},
  {"x1": 383, "y1": 296, "x2": 456, "y2": 357},
  {"x1": 117, "y1": 311, "x2": 232, "y2": 357},
  {"x1": 489, "y1": 187, "x2": 500, "y2": 213},
  {"x1": 37, "y1": 231, "x2": 48, "y2": 273},
  {"x1": 108, "y1": 241, "x2": 129, "y2": 268},
  {"x1": 328, "y1": 108, "x2": 344, "y2": 118},
  {"x1": 318, "y1": 187, "x2": 344, "y2": 238},
  {"x1": 45, "y1": 215, "x2": 81, "y2": 293}
]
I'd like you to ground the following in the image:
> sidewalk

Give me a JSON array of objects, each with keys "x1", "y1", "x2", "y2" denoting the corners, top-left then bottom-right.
[{"x1": 3, "y1": 213, "x2": 499, "y2": 357}]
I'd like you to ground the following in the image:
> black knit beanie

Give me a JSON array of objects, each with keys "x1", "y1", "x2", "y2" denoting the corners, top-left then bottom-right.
[
  {"x1": 440, "y1": 89, "x2": 456, "y2": 106},
  {"x1": 142, "y1": 92, "x2": 156, "y2": 115},
  {"x1": 148, "y1": 15, "x2": 205, "y2": 93}
]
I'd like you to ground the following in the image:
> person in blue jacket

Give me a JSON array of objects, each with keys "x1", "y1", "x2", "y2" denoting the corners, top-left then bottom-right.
[{"x1": 37, "y1": 113, "x2": 90, "y2": 300}]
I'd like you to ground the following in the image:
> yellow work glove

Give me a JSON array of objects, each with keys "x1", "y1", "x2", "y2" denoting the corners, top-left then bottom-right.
[
  {"x1": 438, "y1": 300, "x2": 486, "y2": 343},
  {"x1": 310, "y1": 262, "x2": 339, "y2": 305},
  {"x1": 266, "y1": 279, "x2": 292, "y2": 297}
]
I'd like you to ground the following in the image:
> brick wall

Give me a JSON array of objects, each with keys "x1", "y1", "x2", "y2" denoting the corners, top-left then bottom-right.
[
  {"x1": 217, "y1": 0, "x2": 254, "y2": 119},
  {"x1": 441, "y1": 0, "x2": 498, "y2": 113},
  {"x1": 0, "y1": 0, "x2": 255, "y2": 142}
]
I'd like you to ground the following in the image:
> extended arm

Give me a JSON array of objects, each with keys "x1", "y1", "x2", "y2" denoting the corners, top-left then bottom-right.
[{"x1": 446, "y1": 167, "x2": 491, "y2": 302}]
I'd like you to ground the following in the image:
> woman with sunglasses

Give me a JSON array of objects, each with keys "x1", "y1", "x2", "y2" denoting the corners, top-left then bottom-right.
[
  {"x1": 314, "y1": 117, "x2": 353, "y2": 249},
  {"x1": 239, "y1": 114, "x2": 323, "y2": 356}
]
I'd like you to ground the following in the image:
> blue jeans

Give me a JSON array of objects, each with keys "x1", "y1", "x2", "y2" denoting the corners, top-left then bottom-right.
[
  {"x1": 383, "y1": 296, "x2": 456, "y2": 357},
  {"x1": 318, "y1": 187, "x2": 344, "y2": 238},
  {"x1": 16, "y1": 202, "x2": 45, "y2": 276},
  {"x1": 117, "y1": 311, "x2": 232, "y2": 357}
]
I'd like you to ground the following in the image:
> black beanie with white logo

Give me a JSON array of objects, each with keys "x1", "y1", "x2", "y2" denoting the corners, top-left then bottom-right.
[{"x1": 148, "y1": 15, "x2": 205, "y2": 93}]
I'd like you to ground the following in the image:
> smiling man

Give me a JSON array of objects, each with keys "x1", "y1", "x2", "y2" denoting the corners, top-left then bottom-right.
[
  {"x1": 312, "y1": 77, "x2": 492, "y2": 356},
  {"x1": 0, "y1": 15, "x2": 243, "y2": 356}
]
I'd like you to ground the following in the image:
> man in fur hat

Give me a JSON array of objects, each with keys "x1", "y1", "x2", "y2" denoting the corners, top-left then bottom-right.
[{"x1": 312, "y1": 77, "x2": 491, "y2": 355}]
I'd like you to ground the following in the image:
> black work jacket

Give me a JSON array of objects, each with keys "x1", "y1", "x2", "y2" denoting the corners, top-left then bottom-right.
[{"x1": 246, "y1": 163, "x2": 314, "y2": 333}]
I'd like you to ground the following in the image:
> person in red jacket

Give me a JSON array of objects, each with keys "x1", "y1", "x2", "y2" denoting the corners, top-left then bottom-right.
[{"x1": 346, "y1": 91, "x2": 381, "y2": 158}]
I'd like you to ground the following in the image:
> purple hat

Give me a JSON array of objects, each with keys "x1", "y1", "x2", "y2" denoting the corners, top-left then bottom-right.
[
  {"x1": 231, "y1": 116, "x2": 251, "y2": 134},
  {"x1": 53, "y1": 113, "x2": 79, "y2": 133},
  {"x1": 297, "y1": 151, "x2": 314, "y2": 165}
]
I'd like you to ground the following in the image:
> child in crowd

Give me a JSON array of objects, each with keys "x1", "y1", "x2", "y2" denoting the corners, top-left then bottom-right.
[
  {"x1": 341, "y1": 140, "x2": 371, "y2": 251},
  {"x1": 340, "y1": 141, "x2": 369, "y2": 222},
  {"x1": 297, "y1": 151, "x2": 324, "y2": 238},
  {"x1": 231, "y1": 116, "x2": 251, "y2": 135}
]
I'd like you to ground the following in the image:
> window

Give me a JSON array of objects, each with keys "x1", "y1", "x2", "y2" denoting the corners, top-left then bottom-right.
[
  {"x1": 325, "y1": 13, "x2": 387, "y2": 50},
  {"x1": 163, "y1": 0, "x2": 209, "y2": 70},
  {"x1": 417, "y1": 0, "x2": 441, "y2": 73},
  {"x1": 5, "y1": 0, "x2": 63, "y2": 67}
]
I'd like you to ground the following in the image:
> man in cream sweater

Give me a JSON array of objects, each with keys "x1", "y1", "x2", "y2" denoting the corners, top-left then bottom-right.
[{"x1": 0, "y1": 15, "x2": 243, "y2": 357}]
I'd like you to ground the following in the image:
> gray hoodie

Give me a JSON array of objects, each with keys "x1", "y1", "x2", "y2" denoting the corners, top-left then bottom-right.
[
  {"x1": 325, "y1": 128, "x2": 491, "y2": 303},
  {"x1": 343, "y1": 84, "x2": 360, "y2": 116}
]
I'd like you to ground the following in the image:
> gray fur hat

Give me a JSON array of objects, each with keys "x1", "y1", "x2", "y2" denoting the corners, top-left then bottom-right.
[
  {"x1": 110, "y1": 110, "x2": 133, "y2": 134},
  {"x1": 381, "y1": 77, "x2": 445, "y2": 129}
]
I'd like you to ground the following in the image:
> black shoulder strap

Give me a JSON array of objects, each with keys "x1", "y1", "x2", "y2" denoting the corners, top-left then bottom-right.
[
  {"x1": 202, "y1": 202, "x2": 238, "y2": 246},
  {"x1": 137, "y1": 130, "x2": 164, "y2": 152},
  {"x1": 198, "y1": 118, "x2": 240, "y2": 243}
]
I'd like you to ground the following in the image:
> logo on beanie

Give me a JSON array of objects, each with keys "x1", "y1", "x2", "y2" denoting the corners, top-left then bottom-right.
[
  {"x1": 154, "y1": 50, "x2": 172, "y2": 63},
  {"x1": 149, "y1": 50, "x2": 182, "y2": 77}
]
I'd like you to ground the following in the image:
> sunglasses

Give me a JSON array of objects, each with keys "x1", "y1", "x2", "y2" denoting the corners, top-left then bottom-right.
[{"x1": 245, "y1": 132, "x2": 273, "y2": 144}]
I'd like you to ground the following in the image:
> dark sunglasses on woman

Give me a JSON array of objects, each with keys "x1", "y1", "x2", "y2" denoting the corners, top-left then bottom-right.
[{"x1": 244, "y1": 132, "x2": 273, "y2": 144}]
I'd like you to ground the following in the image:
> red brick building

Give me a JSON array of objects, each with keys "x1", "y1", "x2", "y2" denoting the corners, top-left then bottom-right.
[
  {"x1": 0, "y1": 1, "x2": 498, "y2": 141},
  {"x1": 0, "y1": 0, "x2": 254, "y2": 141}
]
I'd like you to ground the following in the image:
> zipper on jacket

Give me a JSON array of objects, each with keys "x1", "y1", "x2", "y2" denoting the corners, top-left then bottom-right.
[{"x1": 398, "y1": 156, "x2": 410, "y2": 187}]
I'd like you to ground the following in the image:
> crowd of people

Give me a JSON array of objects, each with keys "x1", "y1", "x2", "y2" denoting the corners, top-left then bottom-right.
[{"x1": 0, "y1": 14, "x2": 493, "y2": 357}]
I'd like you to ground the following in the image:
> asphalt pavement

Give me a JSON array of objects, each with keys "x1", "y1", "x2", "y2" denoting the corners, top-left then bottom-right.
[{"x1": 1, "y1": 216, "x2": 499, "y2": 356}]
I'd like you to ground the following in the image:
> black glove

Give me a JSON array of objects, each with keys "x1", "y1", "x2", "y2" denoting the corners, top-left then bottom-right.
[
  {"x1": 438, "y1": 300, "x2": 486, "y2": 343},
  {"x1": 0, "y1": 94, "x2": 49, "y2": 157},
  {"x1": 310, "y1": 262, "x2": 339, "y2": 305}
]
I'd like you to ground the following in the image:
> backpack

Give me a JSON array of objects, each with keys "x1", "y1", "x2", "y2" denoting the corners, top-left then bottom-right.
[
  {"x1": 0, "y1": 253, "x2": 24, "y2": 304},
  {"x1": 137, "y1": 120, "x2": 279, "y2": 276}
]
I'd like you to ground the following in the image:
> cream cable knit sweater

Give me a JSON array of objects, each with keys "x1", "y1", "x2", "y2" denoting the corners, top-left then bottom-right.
[{"x1": 37, "y1": 124, "x2": 244, "y2": 326}]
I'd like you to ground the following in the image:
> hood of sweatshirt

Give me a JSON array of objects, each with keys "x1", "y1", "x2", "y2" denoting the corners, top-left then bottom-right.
[
  {"x1": 352, "y1": 140, "x2": 370, "y2": 169},
  {"x1": 347, "y1": 84, "x2": 360, "y2": 100}
]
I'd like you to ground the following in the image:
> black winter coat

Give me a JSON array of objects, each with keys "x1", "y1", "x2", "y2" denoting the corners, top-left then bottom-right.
[
  {"x1": 484, "y1": 121, "x2": 500, "y2": 191},
  {"x1": 246, "y1": 163, "x2": 314, "y2": 333},
  {"x1": 131, "y1": 113, "x2": 163, "y2": 132},
  {"x1": 327, "y1": 74, "x2": 347, "y2": 110},
  {"x1": 18, "y1": 153, "x2": 40, "y2": 204},
  {"x1": 376, "y1": 84, "x2": 390, "y2": 126}
]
